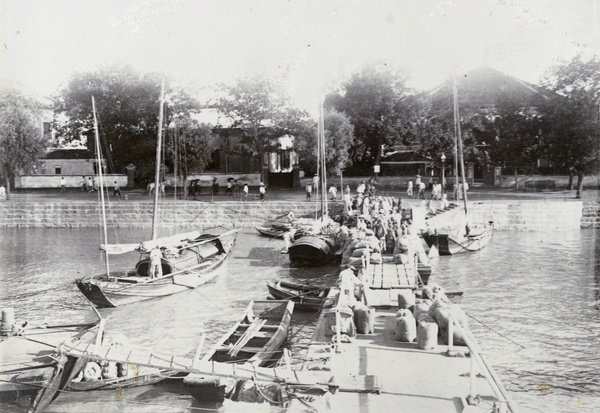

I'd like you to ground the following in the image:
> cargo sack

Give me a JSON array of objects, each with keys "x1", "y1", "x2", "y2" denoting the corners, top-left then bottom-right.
[
  {"x1": 353, "y1": 303, "x2": 372, "y2": 334},
  {"x1": 369, "y1": 252, "x2": 382, "y2": 264},
  {"x1": 352, "y1": 248, "x2": 370, "y2": 258},
  {"x1": 417, "y1": 320, "x2": 438, "y2": 350},
  {"x1": 397, "y1": 290, "x2": 415, "y2": 310},
  {"x1": 354, "y1": 241, "x2": 369, "y2": 249},
  {"x1": 395, "y1": 310, "x2": 417, "y2": 342},
  {"x1": 394, "y1": 253, "x2": 408, "y2": 264},
  {"x1": 347, "y1": 257, "x2": 364, "y2": 268},
  {"x1": 412, "y1": 301, "x2": 431, "y2": 322}
]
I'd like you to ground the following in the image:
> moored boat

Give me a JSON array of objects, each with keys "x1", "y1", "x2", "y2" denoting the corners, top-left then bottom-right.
[
  {"x1": 255, "y1": 216, "x2": 293, "y2": 239},
  {"x1": 0, "y1": 308, "x2": 100, "y2": 412},
  {"x1": 420, "y1": 77, "x2": 493, "y2": 255},
  {"x1": 266, "y1": 280, "x2": 331, "y2": 311},
  {"x1": 421, "y1": 224, "x2": 493, "y2": 256},
  {"x1": 75, "y1": 84, "x2": 237, "y2": 309},
  {"x1": 288, "y1": 232, "x2": 341, "y2": 266},
  {"x1": 76, "y1": 230, "x2": 236, "y2": 308},
  {"x1": 183, "y1": 300, "x2": 294, "y2": 403}
]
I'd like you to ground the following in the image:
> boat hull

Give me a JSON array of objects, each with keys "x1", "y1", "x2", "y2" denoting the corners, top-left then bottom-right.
[
  {"x1": 422, "y1": 226, "x2": 492, "y2": 256},
  {"x1": 184, "y1": 300, "x2": 294, "y2": 404},
  {"x1": 0, "y1": 324, "x2": 98, "y2": 412},
  {"x1": 76, "y1": 238, "x2": 235, "y2": 308},
  {"x1": 66, "y1": 370, "x2": 168, "y2": 391},
  {"x1": 266, "y1": 280, "x2": 329, "y2": 312},
  {"x1": 288, "y1": 235, "x2": 340, "y2": 266}
]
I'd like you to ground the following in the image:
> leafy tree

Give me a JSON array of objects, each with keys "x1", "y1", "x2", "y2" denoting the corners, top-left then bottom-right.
[
  {"x1": 165, "y1": 119, "x2": 218, "y2": 198},
  {"x1": 294, "y1": 108, "x2": 354, "y2": 178},
  {"x1": 540, "y1": 55, "x2": 600, "y2": 197},
  {"x1": 326, "y1": 65, "x2": 414, "y2": 174},
  {"x1": 484, "y1": 105, "x2": 544, "y2": 189},
  {"x1": 217, "y1": 75, "x2": 311, "y2": 180},
  {"x1": 0, "y1": 88, "x2": 49, "y2": 197},
  {"x1": 55, "y1": 66, "x2": 172, "y2": 184}
]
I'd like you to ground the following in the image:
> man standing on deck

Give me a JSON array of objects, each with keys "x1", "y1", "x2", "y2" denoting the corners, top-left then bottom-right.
[{"x1": 149, "y1": 247, "x2": 163, "y2": 279}]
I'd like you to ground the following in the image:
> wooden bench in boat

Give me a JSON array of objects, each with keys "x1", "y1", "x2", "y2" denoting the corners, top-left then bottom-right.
[{"x1": 228, "y1": 318, "x2": 267, "y2": 357}]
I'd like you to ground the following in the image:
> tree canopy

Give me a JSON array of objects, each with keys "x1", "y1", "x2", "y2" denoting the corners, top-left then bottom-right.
[
  {"x1": 325, "y1": 65, "x2": 415, "y2": 174},
  {"x1": 55, "y1": 66, "x2": 203, "y2": 183},
  {"x1": 540, "y1": 55, "x2": 600, "y2": 194},
  {"x1": 294, "y1": 108, "x2": 354, "y2": 178},
  {"x1": 0, "y1": 88, "x2": 49, "y2": 195},
  {"x1": 217, "y1": 76, "x2": 307, "y2": 156}
]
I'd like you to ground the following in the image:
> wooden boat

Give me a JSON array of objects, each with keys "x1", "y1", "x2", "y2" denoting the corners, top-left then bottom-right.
[
  {"x1": 255, "y1": 217, "x2": 293, "y2": 238},
  {"x1": 267, "y1": 280, "x2": 331, "y2": 311},
  {"x1": 421, "y1": 225, "x2": 493, "y2": 256},
  {"x1": 66, "y1": 369, "x2": 168, "y2": 391},
  {"x1": 420, "y1": 77, "x2": 493, "y2": 255},
  {"x1": 65, "y1": 333, "x2": 173, "y2": 391},
  {"x1": 76, "y1": 230, "x2": 236, "y2": 308},
  {"x1": 75, "y1": 88, "x2": 237, "y2": 308},
  {"x1": 0, "y1": 308, "x2": 100, "y2": 412},
  {"x1": 254, "y1": 226, "x2": 289, "y2": 238},
  {"x1": 183, "y1": 300, "x2": 294, "y2": 403},
  {"x1": 288, "y1": 232, "x2": 341, "y2": 266}
]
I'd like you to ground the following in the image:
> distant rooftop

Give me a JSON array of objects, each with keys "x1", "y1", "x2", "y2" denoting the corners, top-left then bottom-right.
[{"x1": 44, "y1": 149, "x2": 94, "y2": 159}]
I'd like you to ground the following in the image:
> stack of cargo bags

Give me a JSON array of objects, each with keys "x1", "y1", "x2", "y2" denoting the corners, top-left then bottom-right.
[
  {"x1": 395, "y1": 285, "x2": 469, "y2": 349},
  {"x1": 341, "y1": 228, "x2": 383, "y2": 269}
]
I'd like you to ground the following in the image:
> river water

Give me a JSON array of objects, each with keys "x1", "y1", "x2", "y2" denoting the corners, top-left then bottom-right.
[{"x1": 0, "y1": 227, "x2": 598, "y2": 412}]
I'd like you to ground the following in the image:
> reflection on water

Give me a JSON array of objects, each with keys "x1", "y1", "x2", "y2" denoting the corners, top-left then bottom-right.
[{"x1": 0, "y1": 227, "x2": 598, "y2": 412}]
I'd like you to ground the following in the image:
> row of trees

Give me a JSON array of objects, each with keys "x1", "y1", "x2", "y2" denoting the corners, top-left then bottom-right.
[{"x1": 1, "y1": 55, "x2": 598, "y2": 197}]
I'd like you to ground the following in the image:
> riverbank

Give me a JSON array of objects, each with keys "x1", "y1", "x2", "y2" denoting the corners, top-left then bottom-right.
[{"x1": 0, "y1": 191, "x2": 595, "y2": 229}]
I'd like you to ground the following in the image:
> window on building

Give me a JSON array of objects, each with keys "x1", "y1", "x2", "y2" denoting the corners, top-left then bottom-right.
[{"x1": 55, "y1": 167, "x2": 62, "y2": 175}]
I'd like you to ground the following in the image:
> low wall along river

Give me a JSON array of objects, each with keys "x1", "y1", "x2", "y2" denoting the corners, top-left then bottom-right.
[{"x1": 0, "y1": 198, "x2": 596, "y2": 230}]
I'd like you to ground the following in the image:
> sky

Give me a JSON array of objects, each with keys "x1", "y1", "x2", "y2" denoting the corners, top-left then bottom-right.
[{"x1": 1, "y1": 0, "x2": 598, "y2": 114}]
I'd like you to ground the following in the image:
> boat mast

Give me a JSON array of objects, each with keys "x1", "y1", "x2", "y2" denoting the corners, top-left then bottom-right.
[
  {"x1": 318, "y1": 95, "x2": 327, "y2": 220},
  {"x1": 92, "y1": 96, "x2": 110, "y2": 276},
  {"x1": 453, "y1": 77, "x2": 469, "y2": 215},
  {"x1": 152, "y1": 79, "x2": 166, "y2": 240}
]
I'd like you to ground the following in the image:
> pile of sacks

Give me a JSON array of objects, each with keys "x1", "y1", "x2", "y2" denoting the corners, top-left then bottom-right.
[
  {"x1": 341, "y1": 228, "x2": 383, "y2": 268},
  {"x1": 394, "y1": 284, "x2": 469, "y2": 349}
]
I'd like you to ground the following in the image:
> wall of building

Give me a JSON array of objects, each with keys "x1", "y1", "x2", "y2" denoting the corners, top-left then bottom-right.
[
  {"x1": 15, "y1": 174, "x2": 128, "y2": 189},
  {"x1": 40, "y1": 159, "x2": 97, "y2": 176}
]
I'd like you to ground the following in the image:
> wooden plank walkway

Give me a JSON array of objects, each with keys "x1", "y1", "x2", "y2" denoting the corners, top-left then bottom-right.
[{"x1": 360, "y1": 257, "x2": 418, "y2": 307}]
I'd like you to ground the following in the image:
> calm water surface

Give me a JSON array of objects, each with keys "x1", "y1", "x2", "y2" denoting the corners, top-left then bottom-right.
[{"x1": 0, "y1": 227, "x2": 598, "y2": 412}]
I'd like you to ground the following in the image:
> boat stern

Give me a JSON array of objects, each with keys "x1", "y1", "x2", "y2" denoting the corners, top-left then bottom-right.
[{"x1": 75, "y1": 277, "x2": 116, "y2": 308}]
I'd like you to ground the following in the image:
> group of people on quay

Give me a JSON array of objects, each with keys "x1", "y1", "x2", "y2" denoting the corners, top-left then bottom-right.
[{"x1": 286, "y1": 178, "x2": 429, "y2": 266}]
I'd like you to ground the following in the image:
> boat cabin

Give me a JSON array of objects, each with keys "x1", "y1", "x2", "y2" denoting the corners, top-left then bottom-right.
[{"x1": 131, "y1": 236, "x2": 226, "y2": 278}]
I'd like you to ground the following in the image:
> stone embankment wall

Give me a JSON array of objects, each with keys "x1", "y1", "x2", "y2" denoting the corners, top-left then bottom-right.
[
  {"x1": 0, "y1": 199, "x2": 595, "y2": 230},
  {"x1": 581, "y1": 204, "x2": 600, "y2": 229},
  {"x1": 0, "y1": 201, "x2": 317, "y2": 229}
]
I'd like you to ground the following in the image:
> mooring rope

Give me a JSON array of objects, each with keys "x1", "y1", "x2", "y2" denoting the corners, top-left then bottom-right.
[{"x1": 465, "y1": 312, "x2": 526, "y2": 349}]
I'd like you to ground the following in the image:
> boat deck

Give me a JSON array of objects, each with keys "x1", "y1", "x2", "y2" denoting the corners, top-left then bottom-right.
[
  {"x1": 301, "y1": 302, "x2": 506, "y2": 413},
  {"x1": 361, "y1": 258, "x2": 418, "y2": 307}
]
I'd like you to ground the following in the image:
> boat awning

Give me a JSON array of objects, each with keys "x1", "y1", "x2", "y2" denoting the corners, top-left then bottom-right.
[
  {"x1": 100, "y1": 231, "x2": 203, "y2": 255},
  {"x1": 138, "y1": 231, "x2": 202, "y2": 252},
  {"x1": 100, "y1": 243, "x2": 139, "y2": 255}
]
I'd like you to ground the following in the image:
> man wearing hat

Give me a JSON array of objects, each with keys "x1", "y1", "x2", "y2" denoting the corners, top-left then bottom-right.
[{"x1": 259, "y1": 182, "x2": 266, "y2": 201}]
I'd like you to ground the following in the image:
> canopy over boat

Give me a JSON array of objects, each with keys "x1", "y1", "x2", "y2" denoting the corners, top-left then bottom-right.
[{"x1": 100, "y1": 231, "x2": 205, "y2": 255}]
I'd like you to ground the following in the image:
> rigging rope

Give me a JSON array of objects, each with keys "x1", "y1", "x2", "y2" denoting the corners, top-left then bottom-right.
[{"x1": 465, "y1": 312, "x2": 526, "y2": 349}]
